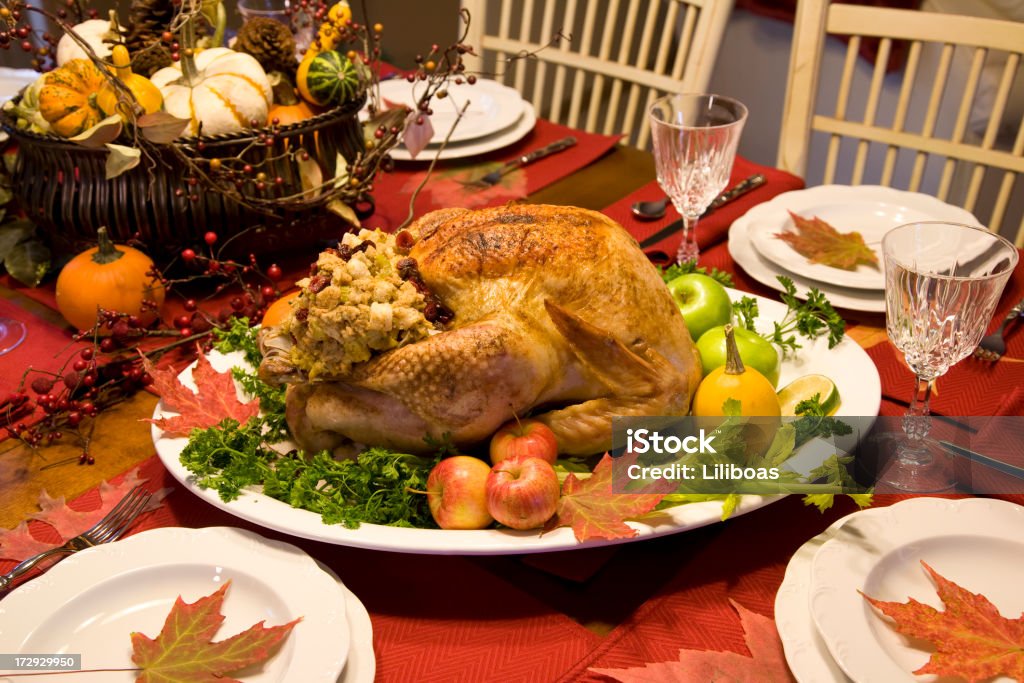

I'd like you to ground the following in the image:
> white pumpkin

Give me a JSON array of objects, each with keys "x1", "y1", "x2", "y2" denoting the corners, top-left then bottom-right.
[
  {"x1": 56, "y1": 19, "x2": 124, "y2": 66},
  {"x1": 150, "y1": 48, "x2": 272, "y2": 137}
]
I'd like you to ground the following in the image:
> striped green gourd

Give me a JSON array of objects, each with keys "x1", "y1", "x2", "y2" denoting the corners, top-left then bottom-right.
[{"x1": 303, "y1": 51, "x2": 360, "y2": 106}]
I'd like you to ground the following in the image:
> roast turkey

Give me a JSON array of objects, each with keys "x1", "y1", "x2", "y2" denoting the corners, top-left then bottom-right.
[{"x1": 259, "y1": 204, "x2": 703, "y2": 456}]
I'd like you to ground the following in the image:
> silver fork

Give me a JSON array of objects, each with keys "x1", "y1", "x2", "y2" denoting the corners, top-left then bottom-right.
[
  {"x1": 0, "y1": 485, "x2": 152, "y2": 591},
  {"x1": 973, "y1": 298, "x2": 1024, "y2": 361}
]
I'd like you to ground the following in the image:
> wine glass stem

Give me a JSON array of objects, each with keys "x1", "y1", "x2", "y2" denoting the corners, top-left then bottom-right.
[
  {"x1": 675, "y1": 215, "x2": 700, "y2": 264},
  {"x1": 900, "y1": 375, "x2": 933, "y2": 461}
]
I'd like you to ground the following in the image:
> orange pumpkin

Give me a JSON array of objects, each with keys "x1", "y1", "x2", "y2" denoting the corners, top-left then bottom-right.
[
  {"x1": 261, "y1": 290, "x2": 300, "y2": 327},
  {"x1": 56, "y1": 227, "x2": 165, "y2": 331},
  {"x1": 269, "y1": 77, "x2": 315, "y2": 127}
]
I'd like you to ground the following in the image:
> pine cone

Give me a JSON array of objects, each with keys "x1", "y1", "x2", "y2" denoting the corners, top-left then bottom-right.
[
  {"x1": 132, "y1": 43, "x2": 173, "y2": 78},
  {"x1": 124, "y1": 0, "x2": 175, "y2": 76},
  {"x1": 235, "y1": 17, "x2": 298, "y2": 76},
  {"x1": 125, "y1": 0, "x2": 175, "y2": 47}
]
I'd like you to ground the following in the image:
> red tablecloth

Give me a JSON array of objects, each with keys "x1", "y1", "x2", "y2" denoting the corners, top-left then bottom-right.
[{"x1": 4, "y1": 147, "x2": 1024, "y2": 682}]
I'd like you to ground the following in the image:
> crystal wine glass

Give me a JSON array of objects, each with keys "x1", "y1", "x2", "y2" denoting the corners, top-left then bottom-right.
[
  {"x1": 0, "y1": 317, "x2": 26, "y2": 355},
  {"x1": 649, "y1": 93, "x2": 747, "y2": 264},
  {"x1": 882, "y1": 222, "x2": 1018, "y2": 491}
]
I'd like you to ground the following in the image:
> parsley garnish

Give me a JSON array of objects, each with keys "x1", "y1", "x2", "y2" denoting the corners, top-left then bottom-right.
[
  {"x1": 729, "y1": 277, "x2": 846, "y2": 356},
  {"x1": 769, "y1": 276, "x2": 846, "y2": 355},
  {"x1": 180, "y1": 418, "x2": 441, "y2": 529},
  {"x1": 792, "y1": 392, "x2": 854, "y2": 447},
  {"x1": 657, "y1": 260, "x2": 735, "y2": 288},
  {"x1": 732, "y1": 296, "x2": 760, "y2": 332}
]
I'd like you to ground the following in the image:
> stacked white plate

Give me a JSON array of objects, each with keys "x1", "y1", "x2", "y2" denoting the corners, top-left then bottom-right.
[
  {"x1": 729, "y1": 185, "x2": 983, "y2": 313},
  {"x1": 375, "y1": 77, "x2": 536, "y2": 161},
  {"x1": 0, "y1": 526, "x2": 375, "y2": 683},
  {"x1": 775, "y1": 497, "x2": 1024, "y2": 682}
]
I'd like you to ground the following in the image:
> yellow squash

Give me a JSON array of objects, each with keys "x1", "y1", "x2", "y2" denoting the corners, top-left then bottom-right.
[
  {"x1": 97, "y1": 45, "x2": 164, "y2": 120},
  {"x1": 693, "y1": 324, "x2": 781, "y2": 418}
]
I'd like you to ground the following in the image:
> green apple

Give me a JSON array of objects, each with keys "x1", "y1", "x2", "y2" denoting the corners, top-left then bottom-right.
[
  {"x1": 696, "y1": 325, "x2": 782, "y2": 387},
  {"x1": 666, "y1": 274, "x2": 733, "y2": 342}
]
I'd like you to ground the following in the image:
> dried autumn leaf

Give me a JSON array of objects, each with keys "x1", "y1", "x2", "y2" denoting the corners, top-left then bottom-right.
[
  {"x1": 137, "y1": 111, "x2": 190, "y2": 144},
  {"x1": 0, "y1": 468, "x2": 168, "y2": 562},
  {"x1": 543, "y1": 454, "x2": 667, "y2": 542},
  {"x1": 775, "y1": 211, "x2": 879, "y2": 271},
  {"x1": 105, "y1": 143, "x2": 142, "y2": 179},
  {"x1": 863, "y1": 561, "x2": 1024, "y2": 682},
  {"x1": 132, "y1": 580, "x2": 300, "y2": 683},
  {"x1": 143, "y1": 352, "x2": 259, "y2": 437},
  {"x1": 0, "y1": 522, "x2": 54, "y2": 561},
  {"x1": 591, "y1": 600, "x2": 795, "y2": 683},
  {"x1": 402, "y1": 110, "x2": 434, "y2": 159}
]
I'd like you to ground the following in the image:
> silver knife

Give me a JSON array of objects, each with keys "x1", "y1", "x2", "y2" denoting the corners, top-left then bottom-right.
[
  {"x1": 938, "y1": 441, "x2": 1024, "y2": 480},
  {"x1": 702, "y1": 173, "x2": 766, "y2": 216},
  {"x1": 462, "y1": 136, "x2": 578, "y2": 188}
]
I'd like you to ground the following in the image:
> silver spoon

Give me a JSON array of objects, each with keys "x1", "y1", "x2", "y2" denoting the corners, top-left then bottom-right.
[{"x1": 631, "y1": 174, "x2": 766, "y2": 220}]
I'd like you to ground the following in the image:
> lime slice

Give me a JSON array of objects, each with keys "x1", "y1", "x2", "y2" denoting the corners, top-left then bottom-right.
[{"x1": 777, "y1": 375, "x2": 841, "y2": 417}]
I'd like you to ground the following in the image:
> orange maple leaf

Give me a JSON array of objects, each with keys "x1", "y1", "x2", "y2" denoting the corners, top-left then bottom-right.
[
  {"x1": 590, "y1": 600, "x2": 795, "y2": 682},
  {"x1": 543, "y1": 454, "x2": 668, "y2": 542},
  {"x1": 142, "y1": 352, "x2": 259, "y2": 437},
  {"x1": 131, "y1": 580, "x2": 300, "y2": 683},
  {"x1": 775, "y1": 211, "x2": 879, "y2": 271},
  {"x1": 863, "y1": 561, "x2": 1024, "y2": 682}
]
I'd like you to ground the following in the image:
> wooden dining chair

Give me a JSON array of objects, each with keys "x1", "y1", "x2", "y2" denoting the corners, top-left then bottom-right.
[
  {"x1": 777, "y1": 0, "x2": 1024, "y2": 245},
  {"x1": 459, "y1": 0, "x2": 734, "y2": 148}
]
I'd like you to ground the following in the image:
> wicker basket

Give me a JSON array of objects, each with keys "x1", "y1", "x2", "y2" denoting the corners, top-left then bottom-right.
[{"x1": 0, "y1": 95, "x2": 370, "y2": 259}]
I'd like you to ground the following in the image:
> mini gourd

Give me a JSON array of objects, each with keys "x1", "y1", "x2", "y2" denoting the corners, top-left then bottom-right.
[
  {"x1": 37, "y1": 59, "x2": 107, "y2": 138},
  {"x1": 149, "y1": 9, "x2": 271, "y2": 138},
  {"x1": 56, "y1": 227, "x2": 165, "y2": 331},
  {"x1": 693, "y1": 324, "x2": 781, "y2": 418},
  {"x1": 55, "y1": 14, "x2": 125, "y2": 66},
  {"x1": 97, "y1": 45, "x2": 164, "y2": 119}
]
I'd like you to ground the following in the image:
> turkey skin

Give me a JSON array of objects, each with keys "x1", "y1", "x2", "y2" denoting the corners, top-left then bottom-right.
[{"x1": 259, "y1": 204, "x2": 703, "y2": 456}]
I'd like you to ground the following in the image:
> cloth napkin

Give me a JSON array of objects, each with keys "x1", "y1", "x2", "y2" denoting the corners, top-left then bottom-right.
[{"x1": 602, "y1": 156, "x2": 805, "y2": 257}]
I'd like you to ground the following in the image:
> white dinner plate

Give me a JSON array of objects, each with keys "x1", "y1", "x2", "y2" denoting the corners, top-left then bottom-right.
[
  {"x1": 775, "y1": 514, "x2": 856, "y2": 683},
  {"x1": 0, "y1": 527, "x2": 350, "y2": 683},
  {"x1": 318, "y1": 567, "x2": 374, "y2": 683},
  {"x1": 729, "y1": 209, "x2": 887, "y2": 313},
  {"x1": 387, "y1": 101, "x2": 537, "y2": 162},
  {"x1": 744, "y1": 186, "x2": 982, "y2": 290},
  {"x1": 809, "y1": 497, "x2": 1024, "y2": 683},
  {"x1": 377, "y1": 78, "x2": 525, "y2": 145},
  {"x1": 151, "y1": 289, "x2": 880, "y2": 555}
]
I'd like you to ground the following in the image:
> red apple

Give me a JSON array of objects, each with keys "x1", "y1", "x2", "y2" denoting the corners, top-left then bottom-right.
[
  {"x1": 489, "y1": 418, "x2": 559, "y2": 465},
  {"x1": 486, "y1": 456, "x2": 561, "y2": 530},
  {"x1": 426, "y1": 456, "x2": 494, "y2": 530}
]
